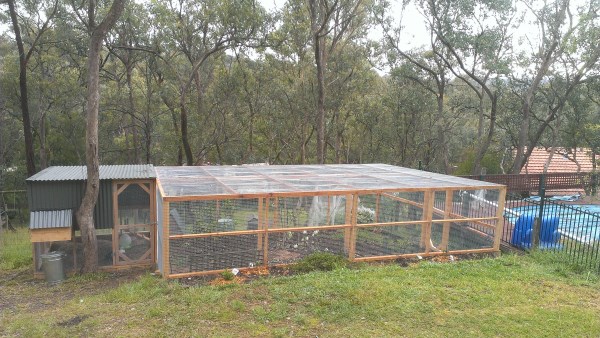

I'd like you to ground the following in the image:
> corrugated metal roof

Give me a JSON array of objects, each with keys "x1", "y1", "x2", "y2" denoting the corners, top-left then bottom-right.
[
  {"x1": 29, "y1": 209, "x2": 73, "y2": 229},
  {"x1": 27, "y1": 165, "x2": 155, "y2": 181}
]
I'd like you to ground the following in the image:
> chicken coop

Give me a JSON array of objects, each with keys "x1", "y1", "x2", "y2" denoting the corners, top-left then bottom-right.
[
  {"x1": 155, "y1": 164, "x2": 506, "y2": 278},
  {"x1": 27, "y1": 165, "x2": 156, "y2": 277}
]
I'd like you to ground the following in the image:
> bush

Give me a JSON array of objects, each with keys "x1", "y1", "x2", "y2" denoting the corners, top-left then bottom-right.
[
  {"x1": 292, "y1": 252, "x2": 348, "y2": 273},
  {"x1": 221, "y1": 270, "x2": 235, "y2": 281}
]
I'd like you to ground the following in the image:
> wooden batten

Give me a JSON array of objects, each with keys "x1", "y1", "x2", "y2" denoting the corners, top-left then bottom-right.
[
  {"x1": 421, "y1": 190, "x2": 434, "y2": 252},
  {"x1": 263, "y1": 198, "x2": 269, "y2": 267},
  {"x1": 344, "y1": 194, "x2": 353, "y2": 253},
  {"x1": 493, "y1": 187, "x2": 507, "y2": 250},
  {"x1": 257, "y1": 198, "x2": 263, "y2": 252},
  {"x1": 440, "y1": 190, "x2": 453, "y2": 251},
  {"x1": 30, "y1": 227, "x2": 71, "y2": 243},
  {"x1": 349, "y1": 193, "x2": 358, "y2": 260},
  {"x1": 162, "y1": 201, "x2": 170, "y2": 278}
]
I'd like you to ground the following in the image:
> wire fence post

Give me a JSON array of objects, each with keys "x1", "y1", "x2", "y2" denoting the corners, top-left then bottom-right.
[{"x1": 532, "y1": 174, "x2": 547, "y2": 250}]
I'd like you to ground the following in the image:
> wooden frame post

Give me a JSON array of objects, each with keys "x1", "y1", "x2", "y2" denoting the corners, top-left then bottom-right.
[
  {"x1": 112, "y1": 182, "x2": 120, "y2": 266},
  {"x1": 493, "y1": 187, "x2": 507, "y2": 251},
  {"x1": 162, "y1": 200, "x2": 170, "y2": 278},
  {"x1": 349, "y1": 193, "x2": 358, "y2": 260},
  {"x1": 263, "y1": 198, "x2": 269, "y2": 267},
  {"x1": 440, "y1": 190, "x2": 453, "y2": 251},
  {"x1": 344, "y1": 194, "x2": 353, "y2": 254},
  {"x1": 421, "y1": 190, "x2": 434, "y2": 252},
  {"x1": 257, "y1": 197, "x2": 263, "y2": 255}
]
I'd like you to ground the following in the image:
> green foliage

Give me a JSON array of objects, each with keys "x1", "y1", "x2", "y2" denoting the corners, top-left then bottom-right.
[
  {"x1": 221, "y1": 270, "x2": 235, "y2": 281},
  {"x1": 454, "y1": 148, "x2": 504, "y2": 175},
  {"x1": 0, "y1": 227, "x2": 32, "y2": 270},
  {"x1": 292, "y1": 252, "x2": 348, "y2": 273}
]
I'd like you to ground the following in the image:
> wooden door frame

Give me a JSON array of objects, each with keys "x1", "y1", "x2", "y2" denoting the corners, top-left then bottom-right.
[{"x1": 112, "y1": 179, "x2": 156, "y2": 266}]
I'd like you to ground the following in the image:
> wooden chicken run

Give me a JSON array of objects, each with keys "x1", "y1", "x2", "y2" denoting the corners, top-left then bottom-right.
[{"x1": 154, "y1": 164, "x2": 506, "y2": 278}]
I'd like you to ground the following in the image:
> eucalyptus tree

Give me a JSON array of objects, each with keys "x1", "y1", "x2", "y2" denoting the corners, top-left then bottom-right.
[
  {"x1": 70, "y1": 0, "x2": 126, "y2": 273},
  {"x1": 420, "y1": 0, "x2": 515, "y2": 175},
  {"x1": 306, "y1": 0, "x2": 372, "y2": 163},
  {"x1": 103, "y1": 2, "x2": 154, "y2": 164},
  {"x1": 2, "y1": 0, "x2": 59, "y2": 176},
  {"x1": 510, "y1": 0, "x2": 600, "y2": 173},
  {"x1": 378, "y1": 0, "x2": 457, "y2": 172},
  {"x1": 150, "y1": 0, "x2": 267, "y2": 165}
]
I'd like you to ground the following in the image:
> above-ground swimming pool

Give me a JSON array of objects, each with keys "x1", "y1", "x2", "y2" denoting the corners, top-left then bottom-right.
[{"x1": 505, "y1": 204, "x2": 600, "y2": 244}]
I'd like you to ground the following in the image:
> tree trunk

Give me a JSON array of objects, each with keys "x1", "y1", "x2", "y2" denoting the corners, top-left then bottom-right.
[
  {"x1": 315, "y1": 33, "x2": 326, "y2": 164},
  {"x1": 39, "y1": 111, "x2": 47, "y2": 170},
  {"x1": 76, "y1": 0, "x2": 126, "y2": 273},
  {"x1": 126, "y1": 64, "x2": 140, "y2": 163},
  {"x1": 472, "y1": 97, "x2": 498, "y2": 175},
  {"x1": 179, "y1": 89, "x2": 194, "y2": 165},
  {"x1": 7, "y1": 0, "x2": 36, "y2": 176}
]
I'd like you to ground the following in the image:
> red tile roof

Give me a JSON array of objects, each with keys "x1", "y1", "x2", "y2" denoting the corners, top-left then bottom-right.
[{"x1": 521, "y1": 147, "x2": 595, "y2": 174}]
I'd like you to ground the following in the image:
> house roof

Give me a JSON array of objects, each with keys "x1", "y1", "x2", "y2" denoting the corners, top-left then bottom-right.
[
  {"x1": 29, "y1": 209, "x2": 72, "y2": 229},
  {"x1": 521, "y1": 148, "x2": 595, "y2": 174},
  {"x1": 27, "y1": 165, "x2": 155, "y2": 182},
  {"x1": 156, "y1": 163, "x2": 502, "y2": 198}
]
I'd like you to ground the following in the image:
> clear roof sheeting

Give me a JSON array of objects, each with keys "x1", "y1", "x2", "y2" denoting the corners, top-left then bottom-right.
[{"x1": 156, "y1": 164, "x2": 502, "y2": 198}]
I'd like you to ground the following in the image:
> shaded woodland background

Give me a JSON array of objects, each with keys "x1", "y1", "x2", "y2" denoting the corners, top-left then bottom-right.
[{"x1": 1, "y1": 0, "x2": 600, "y2": 190}]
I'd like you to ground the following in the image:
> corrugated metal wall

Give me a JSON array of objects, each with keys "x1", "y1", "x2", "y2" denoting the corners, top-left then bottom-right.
[{"x1": 27, "y1": 180, "x2": 114, "y2": 229}]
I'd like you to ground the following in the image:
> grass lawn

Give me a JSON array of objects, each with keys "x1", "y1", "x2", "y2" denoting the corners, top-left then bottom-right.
[{"x1": 1, "y1": 227, "x2": 600, "y2": 337}]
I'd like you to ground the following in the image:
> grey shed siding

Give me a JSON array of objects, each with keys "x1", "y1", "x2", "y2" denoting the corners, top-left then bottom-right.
[{"x1": 27, "y1": 180, "x2": 114, "y2": 229}]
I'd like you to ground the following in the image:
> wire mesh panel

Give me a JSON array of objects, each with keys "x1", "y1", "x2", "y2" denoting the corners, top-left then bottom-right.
[
  {"x1": 356, "y1": 192, "x2": 424, "y2": 224},
  {"x1": 266, "y1": 196, "x2": 348, "y2": 229},
  {"x1": 162, "y1": 188, "x2": 504, "y2": 276},
  {"x1": 268, "y1": 229, "x2": 347, "y2": 265},
  {"x1": 355, "y1": 225, "x2": 423, "y2": 257},
  {"x1": 169, "y1": 234, "x2": 262, "y2": 274},
  {"x1": 430, "y1": 222, "x2": 495, "y2": 251},
  {"x1": 451, "y1": 189, "x2": 500, "y2": 219},
  {"x1": 169, "y1": 198, "x2": 259, "y2": 235}
]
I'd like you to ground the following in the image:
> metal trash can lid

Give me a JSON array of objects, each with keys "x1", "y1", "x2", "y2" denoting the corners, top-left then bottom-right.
[{"x1": 41, "y1": 251, "x2": 63, "y2": 259}]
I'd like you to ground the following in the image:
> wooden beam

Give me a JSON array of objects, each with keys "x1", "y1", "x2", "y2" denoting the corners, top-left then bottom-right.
[
  {"x1": 162, "y1": 201, "x2": 170, "y2": 278},
  {"x1": 30, "y1": 227, "x2": 71, "y2": 242},
  {"x1": 381, "y1": 192, "x2": 424, "y2": 210},
  {"x1": 349, "y1": 193, "x2": 358, "y2": 260},
  {"x1": 421, "y1": 190, "x2": 434, "y2": 252},
  {"x1": 151, "y1": 181, "x2": 157, "y2": 264},
  {"x1": 257, "y1": 198, "x2": 263, "y2": 254},
  {"x1": 263, "y1": 197, "x2": 269, "y2": 267},
  {"x1": 493, "y1": 187, "x2": 507, "y2": 250},
  {"x1": 116, "y1": 182, "x2": 130, "y2": 195},
  {"x1": 353, "y1": 248, "x2": 497, "y2": 262},
  {"x1": 440, "y1": 190, "x2": 453, "y2": 251},
  {"x1": 112, "y1": 181, "x2": 119, "y2": 265},
  {"x1": 344, "y1": 194, "x2": 352, "y2": 253}
]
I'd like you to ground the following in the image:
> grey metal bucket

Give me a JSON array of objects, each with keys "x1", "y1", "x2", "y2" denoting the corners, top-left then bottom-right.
[{"x1": 41, "y1": 252, "x2": 65, "y2": 285}]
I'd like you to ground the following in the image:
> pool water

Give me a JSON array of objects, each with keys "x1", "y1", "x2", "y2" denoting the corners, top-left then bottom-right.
[{"x1": 505, "y1": 204, "x2": 600, "y2": 243}]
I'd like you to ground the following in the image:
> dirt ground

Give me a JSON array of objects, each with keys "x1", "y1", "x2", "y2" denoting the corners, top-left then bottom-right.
[{"x1": 0, "y1": 266, "x2": 148, "y2": 314}]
